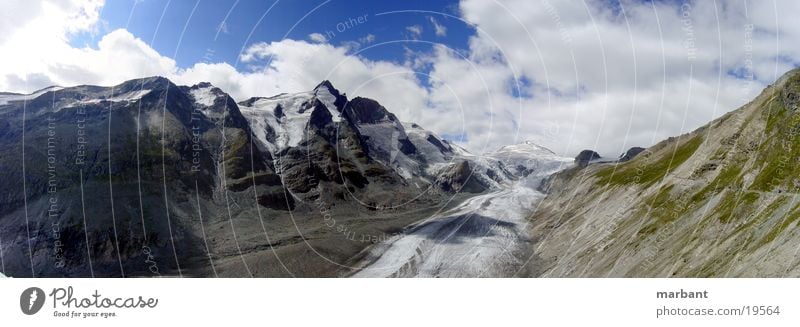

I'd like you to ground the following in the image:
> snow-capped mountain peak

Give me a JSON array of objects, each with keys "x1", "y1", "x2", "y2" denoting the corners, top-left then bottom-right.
[
  {"x1": 239, "y1": 81, "x2": 347, "y2": 155},
  {"x1": 488, "y1": 141, "x2": 572, "y2": 180},
  {"x1": 493, "y1": 140, "x2": 557, "y2": 156},
  {"x1": 313, "y1": 80, "x2": 346, "y2": 123}
]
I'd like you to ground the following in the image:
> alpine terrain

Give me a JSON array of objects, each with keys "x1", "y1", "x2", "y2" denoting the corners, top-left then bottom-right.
[
  {"x1": 4, "y1": 68, "x2": 800, "y2": 278},
  {"x1": 0, "y1": 77, "x2": 568, "y2": 277}
]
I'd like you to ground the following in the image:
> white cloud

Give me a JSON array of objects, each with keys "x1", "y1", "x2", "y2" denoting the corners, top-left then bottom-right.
[
  {"x1": 428, "y1": 16, "x2": 447, "y2": 37},
  {"x1": 405, "y1": 25, "x2": 423, "y2": 40},
  {"x1": 0, "y1": 0, "x2": 106, "y2": 91},
  {"x1": 450, "y1": 0, "x2": 800, "y2": 156},
  {"x1": 359, "y1": 34, "x2": 376, "y2": 44},
  {"x1": 308, "y1": 32, "x2": 327, "y2": 43},
  {"x1": 1, "y1": 28, "x2": 177, "y2": 92},
  {"x1": 0, "y1": 0, "x2": 103, "y2": 43}
]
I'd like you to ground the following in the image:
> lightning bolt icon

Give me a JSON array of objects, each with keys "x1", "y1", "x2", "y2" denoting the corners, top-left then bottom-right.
[{"x1": 29, "y1": 289, "x2": 37, "y2": 310}]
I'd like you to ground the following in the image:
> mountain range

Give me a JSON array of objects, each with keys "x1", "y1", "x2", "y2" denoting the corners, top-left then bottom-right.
[
  {"x1": 0, "y1": 76, "x2": 559, "y2": 277},
  {"x1": 2, "y1": 68, "x2": 800, "y2": 277}
]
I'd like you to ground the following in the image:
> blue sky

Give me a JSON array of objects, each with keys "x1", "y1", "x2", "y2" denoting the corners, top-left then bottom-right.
[{"x1": 82, "y1": 0, "x2": 473, "y2": 71}]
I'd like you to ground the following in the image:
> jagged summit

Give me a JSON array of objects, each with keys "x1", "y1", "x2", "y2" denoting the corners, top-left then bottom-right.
[
  {"x1": 313, "y1": 80, "x2": 347, "y2": 119},
  {"x1": 114, "y1": 75, "x2": 175, "y2": 91},
  {"x1": 314, "y1": 80, "x2": 337, "y2": 92},
  {"x1": 195, "y1": 81, "x2": 213, "y2": 88}
]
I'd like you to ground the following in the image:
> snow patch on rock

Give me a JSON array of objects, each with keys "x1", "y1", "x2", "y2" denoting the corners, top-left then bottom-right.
[
  {"x1": 190, "y1": 86, "x2": 218, "y2": 107},
  {"x1": 80, "y1": 89, "x2": 151, "y2": 104},
  {"x1": 240, "y1": 91, "x2": 322, "y2": 154},
  {"x1": 0, "y1": 86, "x2": 64, "y2": 105},
  {"x1": 314, "y1": 85, "x2": 342, "y2": 122}
]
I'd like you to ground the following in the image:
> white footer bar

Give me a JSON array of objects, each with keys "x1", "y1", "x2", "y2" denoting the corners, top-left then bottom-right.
[{"x1": 2, "y1": 278, "x2": 796, "y2": 326}]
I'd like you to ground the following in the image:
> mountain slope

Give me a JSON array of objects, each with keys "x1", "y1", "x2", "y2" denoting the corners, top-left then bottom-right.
[
  {"x1": 0, "y1": 76, "x2": 284, "y2": 277},
  {"x1": 0, "y1": 77, "x2": 537, "y2": 277},
  {"x1": 529, "y1": 68, "x2": 800, "y2": 277}
]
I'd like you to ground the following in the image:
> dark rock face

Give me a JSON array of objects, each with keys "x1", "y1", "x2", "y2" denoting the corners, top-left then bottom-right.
[
  {"x1": 257, "y1": 191, "x2": 295, "y2": 211},
  {"x1": 426, "y1": 134, "x2": 452, "y2": 154},
  {"x1": 340, "y1": 96, "x2": 419, "y2": 169},
  {"x1": 308, "y1": 99, "x2": 333, "y2": 130},
  {"x1": 574, "y1": 150, "x2": 601, "y2": 166},
  {"x1": 273, "y1": 104, "x2": 285, "y2": 119},
  {"x1": 343, "y1": 97, "x2": 396, "y2": 124},
  {"x1": 619, "y1": 147, "x2": 646, "y2": 162},
  {"x1": 435, "y1": 160, "x2": 489, "y2": 193}
]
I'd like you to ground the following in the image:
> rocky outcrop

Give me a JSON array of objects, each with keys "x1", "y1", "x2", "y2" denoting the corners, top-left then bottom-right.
[
  {"x1": 574, "y1": 150, "x2": 601, "y2": 166},
  {"x1": 619, "y1": 147, "x2": 646, "y2": 162},
  {"x1": 434, "y1": 160, "x2": 490, "y2": 193}
]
